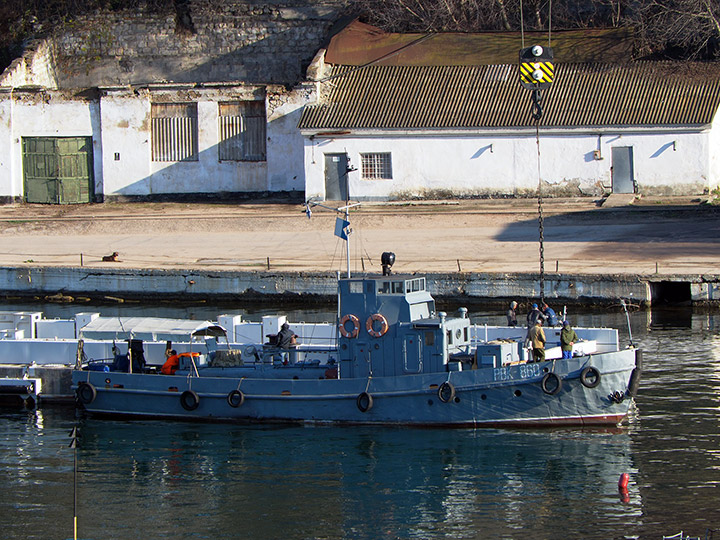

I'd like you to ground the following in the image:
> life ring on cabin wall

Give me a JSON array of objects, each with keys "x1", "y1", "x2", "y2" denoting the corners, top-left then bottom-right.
[
  {"x1": 339, "y1": 314, "x2": 360, "y2": 338},
  {"x1": 366, "y1": 313, "x2": 389, "y2": 338}
]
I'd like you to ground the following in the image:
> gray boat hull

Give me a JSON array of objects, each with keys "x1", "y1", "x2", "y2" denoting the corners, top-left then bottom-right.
[{"x1": 73, "y1": 348, "x2": 638, "y2": 427}]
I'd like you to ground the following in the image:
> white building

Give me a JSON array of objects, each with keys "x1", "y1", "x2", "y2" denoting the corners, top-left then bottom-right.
[
  {"x1": 299, "y1": 21, "x2": 720, "y2": 200},
  {"x1": 0, "y1": 82, "x2": 314, "y2": 203},
  {"x1": 0, "y1": 3, "x2": 340, "y2": 204},
  {"x1": 2, "y1": 13, "x2": 720, "y2": 204}
]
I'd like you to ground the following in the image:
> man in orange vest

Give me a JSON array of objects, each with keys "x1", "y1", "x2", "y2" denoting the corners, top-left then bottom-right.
[{"x1": 161, "y1": 350, "x2": 180, "y2": 375}]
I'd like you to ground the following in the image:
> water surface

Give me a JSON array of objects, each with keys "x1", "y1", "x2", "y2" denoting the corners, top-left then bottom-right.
[{"x1": 1, "y1": 305, "x2": 719, "y2": 539}]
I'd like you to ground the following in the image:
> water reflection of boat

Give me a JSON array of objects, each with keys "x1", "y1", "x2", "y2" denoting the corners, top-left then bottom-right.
[
  {"x1": 72, "y1": 252, "x2": 642, "y2": 427},
  {"x1": 71, "y1": 419, "x2": 640, "y2": 538}
]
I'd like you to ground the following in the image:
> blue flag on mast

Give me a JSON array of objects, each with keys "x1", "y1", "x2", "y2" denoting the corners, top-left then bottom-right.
[{"x1": 334, "y1": 217, "x2": 350, "y2": 240}]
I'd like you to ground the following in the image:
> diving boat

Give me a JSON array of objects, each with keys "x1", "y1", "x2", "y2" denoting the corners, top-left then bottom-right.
[{"x1": 72, "y1": 257, "x2": 641, "y2": 427}]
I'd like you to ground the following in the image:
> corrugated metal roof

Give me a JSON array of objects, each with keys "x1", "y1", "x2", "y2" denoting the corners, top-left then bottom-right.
[
  {"x1": 325, "y1": 20, "x2": 635, "y2": 66},
  {"x1": 299, "y1": 62, "x2": 720, "y2": 130}
]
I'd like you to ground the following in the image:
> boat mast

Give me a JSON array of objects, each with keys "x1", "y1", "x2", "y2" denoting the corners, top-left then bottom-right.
[{"x1": 304, "y1": 198, "x2": 360, "y2": 278}]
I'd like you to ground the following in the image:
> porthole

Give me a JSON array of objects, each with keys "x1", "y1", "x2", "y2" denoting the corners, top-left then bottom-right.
[{"x1": 514, "y1": 390, "x2": 522, "y2": 397}]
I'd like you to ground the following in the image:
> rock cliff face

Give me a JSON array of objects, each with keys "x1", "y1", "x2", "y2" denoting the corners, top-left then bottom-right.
[{"x1": 8, "y1": 0, "x2": 347, "y2": 89}]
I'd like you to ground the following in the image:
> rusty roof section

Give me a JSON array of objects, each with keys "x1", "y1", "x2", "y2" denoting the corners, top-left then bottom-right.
[
  {"x1": 325, "y1": 20, "x2": 635, "y2": 66},
  {"x1": 299, "y1": 62, "x2": 720, "y2": 130}
]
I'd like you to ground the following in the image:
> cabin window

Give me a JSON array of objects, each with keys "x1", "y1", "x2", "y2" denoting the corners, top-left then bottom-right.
[
  {"x1": 218, "y1": 101, "x2": 267, "y2": 161},
  {"x1": 361, "y1": 153, "x2": 392, "y2": 180},
  {"x1": 405, "y1": 278, "x2": 426, "y2": 293},
  {"x1": 446, "y1": 329, "x2": 453, "y2": 344},
  {"x1": 349, "y1": 281, "x2": 363, "y2": 294},
  {"x1": 425, "y1": 331, "x2": 435, "y2": 346},
  {"x1": 151, "y1": 103, "x2": 199, "y2": 162},
  {"x1": 379, "y1": 281, "x2": 404, "y2": 295}
]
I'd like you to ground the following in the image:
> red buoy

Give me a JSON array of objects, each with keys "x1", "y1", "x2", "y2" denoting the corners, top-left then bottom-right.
[{"x1": 618, "y1": 473, "x2": 630, "y2": 490}]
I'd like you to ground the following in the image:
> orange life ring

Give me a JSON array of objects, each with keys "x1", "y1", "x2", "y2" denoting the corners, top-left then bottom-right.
[
  {"x1": 366, "y1": 313, "x2": 389, "y2": 338},
  {"x1": 339, "y1": 314, "x2": 360, "y2": 338}
]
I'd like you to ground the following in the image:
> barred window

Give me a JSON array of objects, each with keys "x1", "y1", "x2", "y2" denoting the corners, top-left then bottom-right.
[
  {"x1": 151, "y1": 103, "x2": 198, "y2": 162},
  {"x1": 361, "y1": 153, "x2": 392, "y2": 180},
  {"x1": 218, "y1": 101, "x2": 267, "y2": 161}
]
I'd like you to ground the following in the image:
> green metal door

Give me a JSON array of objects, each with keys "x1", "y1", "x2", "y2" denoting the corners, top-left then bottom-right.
[{"x1": 23, "y1": 137, "x2": 94, "y2": 204}]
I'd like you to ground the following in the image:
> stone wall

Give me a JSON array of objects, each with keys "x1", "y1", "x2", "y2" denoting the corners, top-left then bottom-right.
[
  {"x1": 0, "y1": 40, "x2": 59, "y2": 88},
  {"x1": 48, "y1": 0, "x2": 346, "y2": 88}
]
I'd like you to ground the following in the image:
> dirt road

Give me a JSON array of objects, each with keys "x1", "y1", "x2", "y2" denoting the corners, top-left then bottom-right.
[{"x1": 0, "y1": 196, "x2": 718, "y2": 276}]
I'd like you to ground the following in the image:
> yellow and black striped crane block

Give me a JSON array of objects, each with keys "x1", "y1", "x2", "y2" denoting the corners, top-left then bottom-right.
[{"x1": 519, "y1": 45, "x2": 554, "y2": 89}]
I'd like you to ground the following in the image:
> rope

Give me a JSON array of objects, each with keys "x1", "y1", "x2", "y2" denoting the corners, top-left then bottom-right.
[
  {"x1": 536, "y1": 113, "x2": 545, "y2": 302},
  {"x1": 520, "y1": 0, "x2": 525, "y2": 48},
  {"x1": 548, "y1": 0, "x2": 552, "y2": 47}
]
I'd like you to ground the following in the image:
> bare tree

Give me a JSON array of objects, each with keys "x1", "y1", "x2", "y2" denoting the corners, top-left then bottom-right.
[
  {"x1": 1, "y1": 0, "x2": 719, "y2": 72},
  {"x1": 638, "y1": 0, "x2": 720, "y2": 58}
]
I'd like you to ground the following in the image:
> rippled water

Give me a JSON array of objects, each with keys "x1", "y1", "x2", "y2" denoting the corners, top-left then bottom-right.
[{"x1": 2, "y1": 306, "x2": 720, "y2": 539}]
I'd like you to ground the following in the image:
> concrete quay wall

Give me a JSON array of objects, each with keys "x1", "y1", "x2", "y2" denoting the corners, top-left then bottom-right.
[{"x1": 2, "y1": 266, "x2": 719, "y2": 305}]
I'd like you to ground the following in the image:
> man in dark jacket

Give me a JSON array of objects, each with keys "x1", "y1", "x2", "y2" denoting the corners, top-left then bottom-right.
[
  {"x1": 277, "y1": 322, "x2": 298, "y2": 349},
  {"x1": 527, "y1": 303, "x2": 546, "y2": 326}
]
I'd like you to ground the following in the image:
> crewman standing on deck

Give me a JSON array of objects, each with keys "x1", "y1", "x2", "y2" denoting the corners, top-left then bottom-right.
[{"x1": 528, "y1": 320, "x2": 546, "y2": 362}]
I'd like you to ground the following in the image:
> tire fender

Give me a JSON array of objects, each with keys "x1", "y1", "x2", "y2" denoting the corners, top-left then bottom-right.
[
  {"x1": 77, "y1": 382, "x2": 97, "y2": 405},
  {"x1": 227, "y1": 389, "x2": 245, "y2": 408},
  {"x1": 580, "y1": 366, "x2": 601, "y2": 388},
  {"x1": 541, "y1": 373, "x2": 562, "y2": 395},
  {"x1": 356, "y1": 391, "x2": 373, "y2": 412},
  {"x1": 180, "y1": 389, "x2": 200, "y2": 411}
]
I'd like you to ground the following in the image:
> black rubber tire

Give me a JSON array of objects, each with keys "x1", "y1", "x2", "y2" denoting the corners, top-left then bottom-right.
[
  {"x1": 580, "y1": 366, "x2": 601, "y2": 388},
  {"x1": 438, "y1": 382, "x2": 456, "y2": 403},
  {"x1": 180, "y1": 390, "x2": 200, "y2": 411},
  {"x1": 77, "y1": 382, "x2": 97, "y2": 405},
  {"x1": 227, "y1": 389, "x2": 245, "y2": 408},
  {"x1": 541, "y1": 373, "x2": 562, "y2": 395},
  {"x1": 356, "y1": 391, "x2": 373, "y2": 412},
  {"x1": 628, "y1": 349, "x2": 643, "y2": 397}
]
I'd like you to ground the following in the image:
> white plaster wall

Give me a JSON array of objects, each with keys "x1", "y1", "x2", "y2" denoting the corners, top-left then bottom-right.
[
  {"x1": 266, "y1": 84, "x2": 313, "y2": 193},
  {"x1": 304, "y1": 129, "x2": 713, "y2": 200},
  {"x1": 100, "y1": 87, "x2": 305, "y2": 196},
  {"x1": 99, "y1": 92, "x2": 151, "y2": 196},
  {"x1": 144, "y1": 99, "x2": 268, "y2": 194},
  {"x1": 0, "y1": 97, "x2": 11, "y2": 196},
  {"x1": 709, "y1": 110, "x2": 720, "y2": 191},
  {"x1": 1, "y1": 94, "x2": 99, "y2": 198},
  {"x1": 0, "y1": 85, "x2": 306, "y2": 200}
]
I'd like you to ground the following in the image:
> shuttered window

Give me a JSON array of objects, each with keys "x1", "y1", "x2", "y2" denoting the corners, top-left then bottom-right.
[
  {"x1": 218, "y1": 101, "x2": 267, "y2": 161},
  {"x1": 151, "y1": 103, "x2": 198, "y2": 162},
  {"x1": 361, "y1": 153, "x2": 392, "y2": 180}
]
